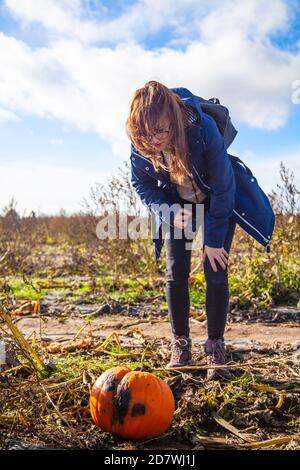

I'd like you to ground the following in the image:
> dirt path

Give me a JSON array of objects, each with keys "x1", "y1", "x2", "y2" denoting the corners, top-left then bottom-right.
[{"x1": 15, "y1": 314, "x2": 300, "y2": 347}]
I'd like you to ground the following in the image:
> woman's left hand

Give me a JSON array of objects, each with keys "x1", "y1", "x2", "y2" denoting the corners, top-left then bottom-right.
[{"x1": 203, "y1": 245, "x2": 229, "y2": 272}]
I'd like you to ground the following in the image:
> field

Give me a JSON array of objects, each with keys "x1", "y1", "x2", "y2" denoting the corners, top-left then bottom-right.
[{"x1": 0, "y1": 162, "x2": 300, "y2": 450}]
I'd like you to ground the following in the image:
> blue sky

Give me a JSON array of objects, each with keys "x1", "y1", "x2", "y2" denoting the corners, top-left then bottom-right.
[{"x1": 0, "y1": 0, "x2": 299, "y2": 215}]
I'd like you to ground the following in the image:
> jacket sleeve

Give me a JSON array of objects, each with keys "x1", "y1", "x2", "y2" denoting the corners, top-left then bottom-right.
[
  {"x1": 130, "y1": 154, "x2": 179, "y2": 229},
  {"x1": 202, "y1": 114, "x2": 236, "y2": 248},
  {"x1": 131, "y1": 163, "x2": 173, "y2": 208}
]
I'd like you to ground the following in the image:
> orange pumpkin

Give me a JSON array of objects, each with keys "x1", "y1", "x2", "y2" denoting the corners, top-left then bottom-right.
[{"x1": 90, "y1": 366, "x2": 175, "y2": 440}]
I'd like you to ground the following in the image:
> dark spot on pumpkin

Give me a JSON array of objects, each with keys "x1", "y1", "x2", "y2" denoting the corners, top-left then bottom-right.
[
  {"x1": 115, "y1": 389, "x2": 132, "y2": 424},
  {"x1": 103, "y1": 373, "x2": 117, "y2": 392},
  {"x1": 131, "y1": 403, "x2": 146, "y2": 416}
]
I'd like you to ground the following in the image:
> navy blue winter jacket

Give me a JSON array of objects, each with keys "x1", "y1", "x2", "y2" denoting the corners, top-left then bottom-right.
[{"x1": 130, "y1": 87, "x2": 275, "y2": 260}]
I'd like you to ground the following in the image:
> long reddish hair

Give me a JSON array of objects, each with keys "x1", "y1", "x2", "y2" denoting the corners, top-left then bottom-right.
[{"x1": 125, "y1": 80, "x2": 196, "y2": 184}]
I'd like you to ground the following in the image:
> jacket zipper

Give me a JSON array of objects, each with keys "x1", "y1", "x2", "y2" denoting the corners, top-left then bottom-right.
[
  {"x1": 132, "y1": 150, "x2": 151, "y2": 162},
  {"x1": 132, "y1": 151, "x2": 271, "y2": 247},
  {"x1": 192, "y1": 164, "x2": 212, "y2": 190},
  {"x1": 233, "y1": 209, "x2": 270, "y2": 244},
  {"x1": 193, "y1": 163, "x2": 270, "y2": 245}
]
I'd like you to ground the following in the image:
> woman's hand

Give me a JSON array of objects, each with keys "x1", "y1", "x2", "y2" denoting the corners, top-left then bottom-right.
[
  {"x1": 203, "y1": 245, "x2": 229, "y2": 272},
  {"x1": 173, "y1": 207, "x2": 192, "y2": 229}
]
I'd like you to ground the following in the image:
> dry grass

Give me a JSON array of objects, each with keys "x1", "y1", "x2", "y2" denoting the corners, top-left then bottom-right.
[{"x1": 1, "y1": 311, "x2": 300, "y2": 450}]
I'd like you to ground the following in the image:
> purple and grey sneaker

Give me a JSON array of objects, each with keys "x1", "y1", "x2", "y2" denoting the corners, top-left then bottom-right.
[
  {"x1": 166, "y1": 335, "x2": 193, "y2": 368},
  {"x1": 204, "y1": 338, "x2": 232, "y2": 380}
]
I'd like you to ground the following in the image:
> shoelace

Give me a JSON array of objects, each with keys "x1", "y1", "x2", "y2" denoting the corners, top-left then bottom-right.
[
  {"x1": 172, "y1": 336, "x2": 189, "y2": 348},
  {"x1": 171, "y1": 337, "x2": 189, "y2": 361},
  {"x1": 210, "y1": 340, "x2": 226, "y2": 365}
]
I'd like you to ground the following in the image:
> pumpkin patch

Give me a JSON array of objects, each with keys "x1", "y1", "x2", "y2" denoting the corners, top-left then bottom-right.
[{"x1": 90, "y1": 366, "x2": 175, "y2": 440}]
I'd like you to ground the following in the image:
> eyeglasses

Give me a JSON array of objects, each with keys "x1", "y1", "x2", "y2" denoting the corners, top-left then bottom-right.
[{"x1": 146, "y1": 126, "x2": 171, "y2": 141}]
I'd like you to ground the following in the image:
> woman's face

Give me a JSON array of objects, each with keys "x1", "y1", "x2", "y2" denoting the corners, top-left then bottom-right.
[{"x1": 147, "y1": 115, "x2": 171, "y2": 151}]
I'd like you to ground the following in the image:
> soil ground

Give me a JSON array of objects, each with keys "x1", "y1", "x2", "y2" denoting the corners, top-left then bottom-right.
[{"x1": 15, "y1": 314, "x2": 300, "y2": 348}]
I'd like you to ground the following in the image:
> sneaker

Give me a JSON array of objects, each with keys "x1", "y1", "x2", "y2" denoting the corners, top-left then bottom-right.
[
  {"x1": 165, "y1": 335, "x2": 193, "y2": 368},
  {"x1": 204, "y1": 338, "x2": 232, "y2": 380}
]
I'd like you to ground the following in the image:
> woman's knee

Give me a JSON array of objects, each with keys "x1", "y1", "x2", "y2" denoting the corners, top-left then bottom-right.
[
  {"x1": 203, "y1": 257, "x2": 229, "y2": 284},
  {"x1": 165, "y1": 237, "x2": 191, "y2": 283},
  {"x1": 165, "y1": 259, "x2": 190, "y2": 283}
]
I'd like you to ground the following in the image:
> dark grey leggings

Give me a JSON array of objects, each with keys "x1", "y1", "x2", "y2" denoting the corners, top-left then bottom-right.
[{"x1": 164, "y1": 197, "x2": 236, "y2": 340}]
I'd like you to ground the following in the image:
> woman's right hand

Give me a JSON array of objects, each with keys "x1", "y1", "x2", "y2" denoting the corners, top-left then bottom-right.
[
  {"x1": 173, "y1": 207, "x2": 192, "y2": 229},
  {"x1": 203, "y1": 245, "x2": 229, "y2": 272}
]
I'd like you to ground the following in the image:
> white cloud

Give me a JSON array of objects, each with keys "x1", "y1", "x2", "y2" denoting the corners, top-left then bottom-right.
[
  {"x1": 4, "y1": 0, "x2": 94, "y2": 41},
  {"x1": 0, "y1": 159, "x2": 109, "y2": 215},
  {"x1": 0, "y1": 107, "x2": 20, "y2": 124},
  {"x1": 0, "y1": 0, "x2": 299, "y2": 154},
  {"x1": 199, "y1": 0, "x2": 290, "y2": 41},
  {"x1": 4, "y1": 0, "x2": 218, "y2": 44}
]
